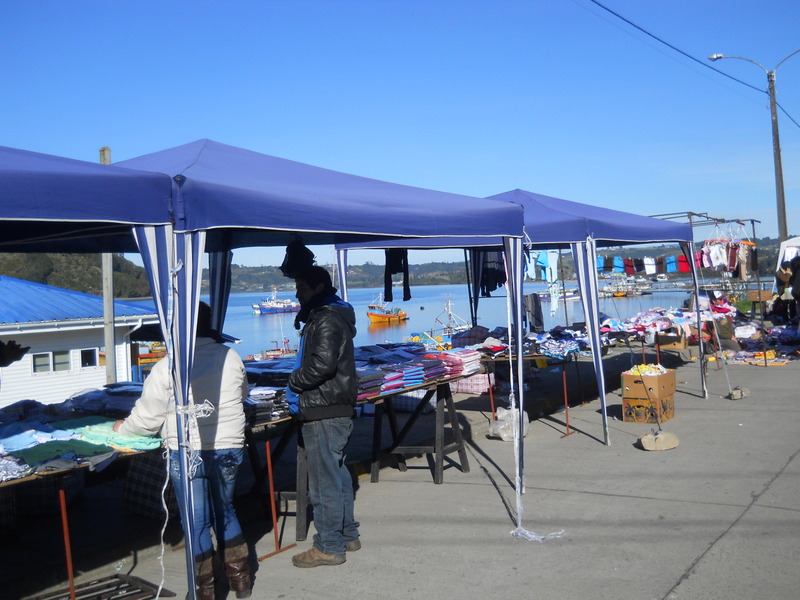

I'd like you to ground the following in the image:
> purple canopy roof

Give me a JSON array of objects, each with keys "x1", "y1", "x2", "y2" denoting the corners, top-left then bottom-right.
[
  {"x1": 336, "y1": 188, "x2": 693, "y2": 251},
  {"x1": 0, "y1": 145, "x2": 173, "y2": 252},
  {"x1": 117, "y1": 139, "x2": 523, "y2": 250}
]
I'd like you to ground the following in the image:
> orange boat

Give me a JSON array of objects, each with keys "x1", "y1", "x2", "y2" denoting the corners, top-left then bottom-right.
[{"x1": 366, "y1": 293, "x2": 409, "y2": 324}]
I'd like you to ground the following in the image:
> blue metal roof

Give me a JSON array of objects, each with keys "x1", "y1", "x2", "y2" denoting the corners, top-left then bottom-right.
[{"x1": 0, "y1": 275, "x2": 157, "y2": 325}]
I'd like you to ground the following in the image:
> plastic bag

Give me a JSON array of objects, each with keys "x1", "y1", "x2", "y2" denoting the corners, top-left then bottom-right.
[{"x1": 486, "y1": 406, "x2": 529, "y2": 441}]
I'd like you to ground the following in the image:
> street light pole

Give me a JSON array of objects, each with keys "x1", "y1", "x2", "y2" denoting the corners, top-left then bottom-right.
[
  {"x1": 709, "y1": 50, "x2": 800, "y2": 242},
  {"x1": 766, "y1": 69, "x2": 787, "y2": 242}
]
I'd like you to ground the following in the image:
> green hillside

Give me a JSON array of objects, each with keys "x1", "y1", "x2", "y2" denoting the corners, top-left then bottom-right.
[{"x1": 0, "y1": 238, "x2": 786, "y2": 298}]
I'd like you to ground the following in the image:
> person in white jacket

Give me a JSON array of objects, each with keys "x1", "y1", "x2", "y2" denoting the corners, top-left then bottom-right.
[{"x1": 114, "y1": 302, "x2": 252, "y2": 600}]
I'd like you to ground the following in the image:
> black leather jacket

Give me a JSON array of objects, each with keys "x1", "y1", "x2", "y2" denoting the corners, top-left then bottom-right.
[{"x1": 288, "y1": 300, "x2": 357, "y2": 422}]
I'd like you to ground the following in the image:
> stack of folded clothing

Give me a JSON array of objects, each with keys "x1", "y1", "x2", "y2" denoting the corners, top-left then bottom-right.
[
  {"x1": 424, "y1": 351, "x2": 465, "y2": 377},
  {"x1": 450, "y1": 348, "x2": 481, "y2": 375},
  {"x1": 379, "y1": 370, "x2": 405, "y2": 395},
  {"x1": 356, "y1": 367, "x2": 384, "y2": 401},
  {"x1": 244, "y1": 357, "x2": 295, "y2": 387},
  {"x1": 245, "y1": 387, "x2": 279, "y2": 425},
  {"x1": 412, "y1": 357, "x2": 448, "y2": 382},
  {"x1": 64, "y1": 383, "x2": 144, "y2": 418}
]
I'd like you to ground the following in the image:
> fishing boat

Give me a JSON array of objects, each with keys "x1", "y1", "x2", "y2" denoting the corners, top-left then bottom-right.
[
  {"x1": 410, "y1": 298, "x2": 471, "y2": 350},
  {"x1": 252, "y1": 289, "x2": 301, "y2": 314},
  {"x1": 366, "y1": 293, "x2": 409, "y2": 324},
  {"x1": 539, "y1": 290, "x2": 581, "y2": 302},
  {"x1": 430, "y1": 298, "x2": 471, "y2": 337}
]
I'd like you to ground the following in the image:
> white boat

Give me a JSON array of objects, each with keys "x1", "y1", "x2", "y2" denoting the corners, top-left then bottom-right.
[{"x1": 252, "y1": 289, "x2": 300, "y2": 314}]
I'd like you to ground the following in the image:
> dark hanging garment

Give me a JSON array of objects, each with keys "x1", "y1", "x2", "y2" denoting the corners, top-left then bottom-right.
[
  {"x1": 633, "y1": 258, "x2": 645, "y2": 273},
  {"x1": 603, "y1": 256, "x2": 614, "y2": 272},
  {"x1": 384, "y1": 248, "x2": 411, "y2": 301},
  {"x1": 523, "y1": 293, "x2": 544, "y2": 333},
  {"x1": 727, "y1": 244, "x2": 739, "y2": 271},
  {"x1": 655, "y1": 256, "x2": 666, "y2": 274},
  {"x1": 750, "y1": 247, "x2": 758, "y2": 272},
  {"x1": 479, "y1": 251, "x2": 506, "y2": 297}
]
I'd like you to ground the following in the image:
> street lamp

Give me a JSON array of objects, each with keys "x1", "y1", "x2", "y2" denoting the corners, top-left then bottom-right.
[{"x1": 709, "y1": 50, "x2": 800, "y2": 242}]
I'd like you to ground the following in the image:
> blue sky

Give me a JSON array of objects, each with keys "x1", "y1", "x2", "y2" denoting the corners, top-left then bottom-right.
[{"x1": 2, "y1": 1, "x2": 798, "y2": 266}]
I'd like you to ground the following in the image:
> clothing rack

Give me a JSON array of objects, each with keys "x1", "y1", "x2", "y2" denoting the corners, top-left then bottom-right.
[{"x1": 650, "y1": 212, "x2": 769, "y2": 368}]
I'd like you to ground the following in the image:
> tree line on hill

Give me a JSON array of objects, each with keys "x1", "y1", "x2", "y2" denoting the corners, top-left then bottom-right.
[{"x1": 0, "y1": 238, "x2": 787, "y2": 298}]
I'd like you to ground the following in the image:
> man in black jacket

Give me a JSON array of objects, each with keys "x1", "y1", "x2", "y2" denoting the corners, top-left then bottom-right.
[{"x1": 288, "y1": 266, "x2": 361, "y2": 568}]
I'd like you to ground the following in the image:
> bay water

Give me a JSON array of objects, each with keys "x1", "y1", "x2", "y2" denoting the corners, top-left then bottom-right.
[{"x1": 217, "y1": 283, "x2": 692, "y2": 360}]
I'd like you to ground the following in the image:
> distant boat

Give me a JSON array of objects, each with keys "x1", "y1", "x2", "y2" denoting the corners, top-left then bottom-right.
[
  {"x1": 252, "y1": 289, "x2": 300, "y2": 314},
  {"x1": 409, "y1": 297, "x2": 470, "y2": 350},
  {"x1": 366, "y1": 293, "x2": 409, "y2": 324},
  {"x1": 258, "y1": 337, "x2": 297, "y2": 360},
  {"x1": 540, "y1": 290, "x2": 580, "y2": 302}
]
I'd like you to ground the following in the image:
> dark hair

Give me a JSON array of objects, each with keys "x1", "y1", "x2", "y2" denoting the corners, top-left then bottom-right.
[
  {"x1": 295, "y1": 265, "x2": 334, "y2": 291},
  {"x1": 197, "y1": 301, "x2": 225, "y2": 342}
]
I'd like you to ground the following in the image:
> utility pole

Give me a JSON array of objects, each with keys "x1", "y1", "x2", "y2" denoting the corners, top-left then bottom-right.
[
  {"x1": 767, "y1": 70, "x2": 788, "y2": 242},
  {"x1": 99, "y1": 146, "x2": 117, "y2": 384},
  {"x1": 709, "y1": 50, "x2": 800, "y2": 242}
]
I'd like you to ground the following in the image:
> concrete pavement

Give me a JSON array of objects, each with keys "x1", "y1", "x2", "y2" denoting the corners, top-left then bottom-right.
[{"x1": 7, "y1": 346, "x2": 800, "y2": 600}]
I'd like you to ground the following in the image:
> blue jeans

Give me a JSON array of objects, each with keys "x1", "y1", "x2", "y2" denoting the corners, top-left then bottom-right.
[
  {"x1": 301, "y1": 417, "x2": 360, "y2": 555},
  {"x1": 169, "y1": 448, "x2": 245, "y2": 561}
]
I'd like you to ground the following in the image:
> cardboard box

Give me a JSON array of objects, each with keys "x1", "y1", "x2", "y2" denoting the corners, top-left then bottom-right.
[
  {"x1": 621, "y1": 370, "x2": 676, "y2": 400},
  {"x1": 746, "y1": 290, "x2": 773, "y2": 302},
  {"x1": 623, "y1": 394, "x2": 674, "y2": 424},
  {"x1": 656, "y1": 331, "x2": 688, "y2": 350}
]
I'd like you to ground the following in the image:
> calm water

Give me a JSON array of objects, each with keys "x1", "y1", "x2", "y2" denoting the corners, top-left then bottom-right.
[{"x1": 215, "y1": 283, "x2": 692, "y2": 360}]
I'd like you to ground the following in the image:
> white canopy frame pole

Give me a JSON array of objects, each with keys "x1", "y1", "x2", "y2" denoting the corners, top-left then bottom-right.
[
  {"x1": 682, "y1": 240, "x2": 708, "y2": 398},
  {"x1": 571, "y1": 238, "x2": 610, "y2": 446},
  {"x1": 337, "y1": 249, "x2": 349, "y2": 302}
]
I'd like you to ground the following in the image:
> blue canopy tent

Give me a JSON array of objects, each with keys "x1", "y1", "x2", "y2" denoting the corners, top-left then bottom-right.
[
  {"x1": 1, "y1": 140, "x2": 525, "y2": 595},
  {"x1": 337, "y1": 188, "x2": 703, "y2": 446},
  {"x1": 0, "y1": 145, "x2": 174, "y2": 252},
  {"x1": 112, "y1": 139, "x2": 526, "y2": 593}
]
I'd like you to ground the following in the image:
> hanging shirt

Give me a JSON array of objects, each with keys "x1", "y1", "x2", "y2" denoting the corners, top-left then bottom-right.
[
  {"x1": 678, "y1": 255, "x2": 691, "y2": 273},
  {"x1": 665, "y1": 255, "x2": 678, "y2": 273},
  {"x1": 709, "y1": 244, "x2": 726, "y2": 269},
  {"x1": 545, "y1": 250, "x2": 560, "y2": 283},
  {"x1": 624, "y1": 258, "x2": 635, "y2": 275}
]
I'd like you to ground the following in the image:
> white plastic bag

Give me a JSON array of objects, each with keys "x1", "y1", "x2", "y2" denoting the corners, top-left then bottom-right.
[{"x1": 486, "y1": 406, "x2": 529, "y2": 441}]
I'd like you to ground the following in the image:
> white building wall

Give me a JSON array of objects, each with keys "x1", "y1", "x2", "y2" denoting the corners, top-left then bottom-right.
[{"x1": 0, "y1": 325, "x2": 137, "y2": 408}]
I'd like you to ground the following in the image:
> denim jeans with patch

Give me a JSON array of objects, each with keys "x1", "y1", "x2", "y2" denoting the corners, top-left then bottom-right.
[
  {"x1": 301, "y1": 417, "x2": 360, "y2": 555},
  {"x1": 169, "y1": 448, "x2": 245, "y2": 561}
]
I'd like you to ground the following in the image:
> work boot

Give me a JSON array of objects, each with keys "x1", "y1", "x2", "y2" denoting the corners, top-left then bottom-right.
[
  {"x1": 345, "y1": 537, "x2": 361, "y2": 552},
  {"x1": 192, "y1": 557, "x2": 215, "y2": 600},
  {"x1": 224, "y1": 543, "x2": 252, "y2": 599},
  {"x1": 291, "y1": 545, "x2": 346, "y2": 568}
]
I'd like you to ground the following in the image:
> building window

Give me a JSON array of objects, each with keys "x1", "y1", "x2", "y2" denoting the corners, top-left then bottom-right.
[
  {"x1": 80, "y1": 348, "x2": 99, "y2": 368},
  {"x1": 32, "y1": 350, "x2": 71, "y2": 374}
]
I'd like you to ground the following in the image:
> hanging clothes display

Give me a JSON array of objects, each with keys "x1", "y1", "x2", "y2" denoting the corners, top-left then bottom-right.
[
  {"x1": 699, "y1": 225, "x2": 756, "y2": 279},
  {"x1": 479, "y1": 251, "x2": 506, "y2": 297},
  {"x1": 384, "y1": 248, "x2": 411, "y2": 301}
]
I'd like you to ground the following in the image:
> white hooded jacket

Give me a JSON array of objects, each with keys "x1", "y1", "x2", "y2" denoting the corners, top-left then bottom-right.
[{"x1": 119, "y1": 337, "x2": 249, "y2": 450}]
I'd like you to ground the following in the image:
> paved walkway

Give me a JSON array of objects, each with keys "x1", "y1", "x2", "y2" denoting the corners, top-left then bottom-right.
[{"x1": 5, "y1": 347, "x2": 800, "y2": 600}]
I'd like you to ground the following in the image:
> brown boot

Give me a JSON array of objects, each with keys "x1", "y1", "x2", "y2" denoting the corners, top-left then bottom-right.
[
  {"x1": 224, "y1": 544, "x2": 252, "y2": 599},
  {"x1": 194, "y1": 557, "x2": 215, "y2": 600}
]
